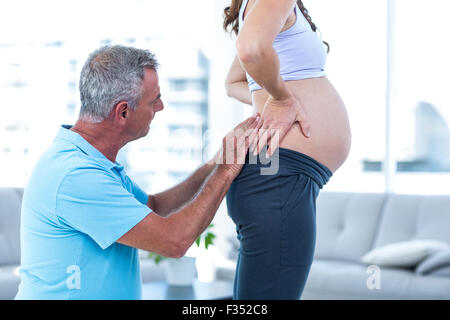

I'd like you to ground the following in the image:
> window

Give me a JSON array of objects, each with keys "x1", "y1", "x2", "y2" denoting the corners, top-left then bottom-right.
[
  {"x1": 0, "y1": 0, "x2": 214, "y2": 191},
  {"x1": 305, "y1": 0, "x2": 450, "y2": 195},
  {"x1": 306, "y1": 0, "x2": 388, "y2": 193},
  {"x1": 391, "y1": 0, "x2": 450, "y2": 194}
]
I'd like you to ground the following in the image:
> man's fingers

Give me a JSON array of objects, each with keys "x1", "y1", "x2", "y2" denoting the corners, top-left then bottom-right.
[
  {"x1": 255, "y1": 115, "x2": 264, "y2": 129},
  {"x1": 222, "y1": 116, "x2": 258, "y2": 165},
  {"x1": 237, "y1": 125, "x2": 254, "y2": 149},
  {"x1": 244, "y1": 115, "x2": 259, "y2": 131},
  {"x1": 236, "y1": 115, "x2": 259, "y2": 145},
  {"x1": 249, "y1": 128, "x2": 258, "y2": 152},
  {"x1": 234, "y1": 135, "x2": 238, "y2": 164},
  {"x1": 239, "y1": 114, "x2": 259, "y2": 130},
  {"x1": 245, "y1": 135, "x2": 250, "y2": 150},
  {"x1": 239, "y1": 116, "x2": 254, "y2": 128},
  {"x1": 236, "y1": 135, "x2": 249, "y2": 164}
]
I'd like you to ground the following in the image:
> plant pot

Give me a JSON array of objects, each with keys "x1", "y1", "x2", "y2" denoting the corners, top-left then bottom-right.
[{"x1": 165, "y1": 256, "x2": 197, "y2": 286}]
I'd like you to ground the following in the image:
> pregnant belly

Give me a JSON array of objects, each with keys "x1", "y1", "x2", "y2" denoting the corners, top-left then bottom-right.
[{"x1": 252, "y1": 76, "x2": 352, "y2": 173}]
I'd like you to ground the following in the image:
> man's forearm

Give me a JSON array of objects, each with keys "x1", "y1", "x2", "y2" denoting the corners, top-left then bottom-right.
[
  {"x1": 149, "y1": 162, "x2": 216, "y2": 217},
  {"x1": 171, "y1": 165, "x2": 234, "y2": 249}
]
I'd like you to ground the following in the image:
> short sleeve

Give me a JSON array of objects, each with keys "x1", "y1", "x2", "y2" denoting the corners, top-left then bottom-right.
[
  {"x1": 56, "y1": 167, "x2": 152, "y2": 249},
  {"x1": 124, "y1": 175, "x2": 149, "y2": 206}
]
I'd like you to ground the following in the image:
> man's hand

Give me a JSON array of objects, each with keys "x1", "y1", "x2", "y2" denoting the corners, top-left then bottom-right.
[
  {"x1": 250, "y1": 93, "x2": 311, "y2": 157},
  {"x1": 118, "y1": 114, "x2": 259, "y2": 257},
  {"x1": 213, "y1": 114, "x2": 260, "y2": 180}
]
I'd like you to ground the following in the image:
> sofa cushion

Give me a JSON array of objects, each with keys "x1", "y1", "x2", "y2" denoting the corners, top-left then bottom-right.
[
  {"x1": 373, "y1": 194, "x2": 450, "y2": 249},
  {"x1": 415, "y1": 248, "x2": 450, "y2": 275},
  {"x1": 0, "y1": 188, "x2": 23, "y2": 265},
  {"x1": 302, "y1": 259, "x2": 450, "y2": 300},
  {"x1": 314, "y1": 192, "x2": 386, "y2": 262},
  {"x1": 423, "y1": 266, "x2": 450, "y2": 277},
  {"x1": 360, "y1": 239, "x2": 449, "y2": 267}
]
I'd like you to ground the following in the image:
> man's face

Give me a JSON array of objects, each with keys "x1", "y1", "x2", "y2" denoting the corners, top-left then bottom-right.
[{"x1": 128, "y1": 68, "x2": 164, "y2": 140}]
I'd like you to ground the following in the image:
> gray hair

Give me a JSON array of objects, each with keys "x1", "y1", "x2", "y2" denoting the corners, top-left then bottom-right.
[{"x1": 78, "y1": 45, "x2": 159, "y2": 123}]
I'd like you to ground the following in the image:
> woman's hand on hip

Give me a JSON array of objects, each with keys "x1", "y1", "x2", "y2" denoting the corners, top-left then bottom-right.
[{"x1": 250, "y1": 94, "x2": 311, "y2": 157}]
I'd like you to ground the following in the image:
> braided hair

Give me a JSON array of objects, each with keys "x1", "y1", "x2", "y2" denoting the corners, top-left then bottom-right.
[{"x1": 296, "y1": 0, "x2": 330, "y2": 53}]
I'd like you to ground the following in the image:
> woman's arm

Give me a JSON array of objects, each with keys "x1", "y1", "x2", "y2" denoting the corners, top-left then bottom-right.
[
  {"x1": 225, "y1": 54, "x2": 252, "y2": 105},
  {"x1": 235, "y1": 0, "x2": 311, "y2": 157},
  {"x1": 236, "y1": 0, "x2": 295, "y2": 100}
]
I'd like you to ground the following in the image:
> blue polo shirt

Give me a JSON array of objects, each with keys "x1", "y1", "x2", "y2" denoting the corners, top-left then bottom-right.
[{"x1": 15, "y1": 125, "x2": 151, "y2": 300}]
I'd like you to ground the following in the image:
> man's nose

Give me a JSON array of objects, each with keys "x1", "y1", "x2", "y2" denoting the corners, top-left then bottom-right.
[{"x1": 156, "y1": 101, "x2": 164, "y2": 112}]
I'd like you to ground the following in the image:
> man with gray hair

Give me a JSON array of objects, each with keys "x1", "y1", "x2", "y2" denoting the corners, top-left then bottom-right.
[{"x1": 15, "y1": 45, "x2": 259, "y2": 299}]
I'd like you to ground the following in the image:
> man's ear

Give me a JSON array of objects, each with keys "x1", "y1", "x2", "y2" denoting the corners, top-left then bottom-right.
[{"x1": 114, "y1": 101, "x2": 129, "y2": 121}]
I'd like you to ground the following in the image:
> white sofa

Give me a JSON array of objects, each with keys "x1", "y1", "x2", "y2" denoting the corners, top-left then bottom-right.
[
  {"x1": 0, "y1": 188, "x2": 22, "y2": 300},
  {"x1": 3, "y1": 188, "x2": 450, "y2": 299},
  {"x1": 216, "y1": 192, "x2": 450, "y2": 299}
]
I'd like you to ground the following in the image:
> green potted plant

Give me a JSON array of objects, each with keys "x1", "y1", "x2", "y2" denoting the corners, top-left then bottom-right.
[{"x1": 147, "y1": 224, "x2": 216, "y2": 286}]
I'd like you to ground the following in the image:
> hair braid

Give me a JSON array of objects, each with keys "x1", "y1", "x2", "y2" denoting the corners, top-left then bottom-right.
[
  {"x1": 223, "y1": 0, "x2": 243, "y2": 36},
  {"x1": 297, "y1": 0, "x2": 330, "y2": 53}
]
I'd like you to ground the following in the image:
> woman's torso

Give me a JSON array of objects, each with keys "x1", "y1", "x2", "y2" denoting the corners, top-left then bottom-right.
[{"x1": 242, "y1": 0, "x2": 352, "y2": 173}]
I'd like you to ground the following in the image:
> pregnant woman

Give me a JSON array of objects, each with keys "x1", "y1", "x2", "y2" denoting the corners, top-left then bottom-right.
[{"x1": 223, "y1": 0, "x2": 352, "y2": 299}]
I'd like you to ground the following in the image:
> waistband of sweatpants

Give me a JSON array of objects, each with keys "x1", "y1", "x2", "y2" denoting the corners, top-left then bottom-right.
[{"x1": 244, "y1": 147, "x2": 333, "y2": 189}]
